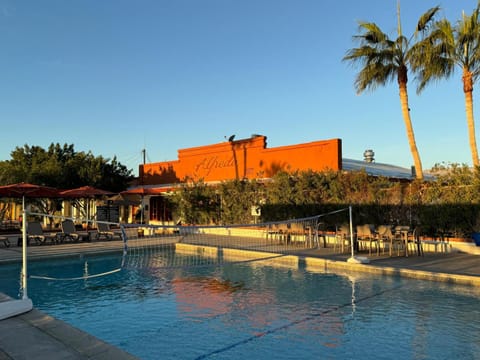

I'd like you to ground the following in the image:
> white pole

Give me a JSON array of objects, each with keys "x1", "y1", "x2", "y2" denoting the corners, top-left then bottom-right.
[
  {"x1": 0, "y1": 195, "x2": 34, "y2": 320},
  {"x1": 349, "y1": 205, "x2": 355, "y2": 258},
  {"x1": 347, "y1": 205, "x2": 369, "y2": 264},
  {"x1": 21, "y1": 196, "x2": 28, "y2": 299}
]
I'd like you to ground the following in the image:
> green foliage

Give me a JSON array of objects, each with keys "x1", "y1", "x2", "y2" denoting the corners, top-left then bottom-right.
[
  {"x1": 169, "y1": 178, "x2": 219, "y2": 225},
  {"x1": 219, "y1": 179, "x2": 260, "y2": 224},
  {"x1": 342, "y1": 6, "x2": 441, "y2": 94},
  {"x1": 169, "y1": 164, "x2": 480, "y2": 237},
  {"x1": 0, "y1": 143, "x2": 133, "y2": 192}
]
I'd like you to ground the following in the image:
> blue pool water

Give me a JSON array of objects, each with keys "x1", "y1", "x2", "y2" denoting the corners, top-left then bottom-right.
[{"x1": 1, "y1": 253, "x2": 480, "y2": 360}]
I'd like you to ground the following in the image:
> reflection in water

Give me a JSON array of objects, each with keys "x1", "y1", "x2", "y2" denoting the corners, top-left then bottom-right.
[
  {"x1": 173, "y1": 277, "x2": 245, "y2": 317},
  {"x1": 348, "y1": 274, "x2": 357, "y2": 316},
  {"x1": 0, "y1": 253, "x2": 479, "y2": 360}
]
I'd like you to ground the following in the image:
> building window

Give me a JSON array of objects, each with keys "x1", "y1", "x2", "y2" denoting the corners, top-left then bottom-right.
[{"x1": 150, "y1": 196, "x2": 172, "y2": 222}]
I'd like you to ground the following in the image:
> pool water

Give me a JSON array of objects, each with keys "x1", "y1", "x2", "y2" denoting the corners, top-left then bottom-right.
[{"x1": 1, "y1": 253, "x2": 480, "y2": 360}]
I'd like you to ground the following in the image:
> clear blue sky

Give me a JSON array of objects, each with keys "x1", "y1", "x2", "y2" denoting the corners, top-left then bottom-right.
[{"x1": 0, "y1": 0, "x2": 477, "y2": 176}]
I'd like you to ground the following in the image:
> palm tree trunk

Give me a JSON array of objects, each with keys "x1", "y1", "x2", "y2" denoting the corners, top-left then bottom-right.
[
  {"x1": 463, "y1": 69, "x2": 479, "y2": 167},
  {"x1": 398, "y1": 82, "x2": 424, "y2": 179}
]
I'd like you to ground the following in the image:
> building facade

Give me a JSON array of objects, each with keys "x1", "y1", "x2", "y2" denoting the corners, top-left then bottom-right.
[
  {"x1": 136, "y1": 135, "x2": 342, "y2": 223},
  {"x1": 141, "y1": 135, "x2": 342, "y2": 185}
]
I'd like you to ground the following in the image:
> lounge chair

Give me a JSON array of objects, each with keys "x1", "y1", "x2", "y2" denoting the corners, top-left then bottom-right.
[
  {"x1": 95, "y1": 222, "x2": 122, "y2": 241},
  {"x1": 60, "y1": 219, "x2": 90, "y2": 242},
  {"x1": 0, "y1": 236, "x2": 10, "y2": 248},
  {"x1": 27, "y1": 221, "x2": 58, "y2": 245}
]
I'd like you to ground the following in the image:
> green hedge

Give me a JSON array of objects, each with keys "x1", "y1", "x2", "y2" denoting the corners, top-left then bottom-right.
[{"x1": 169, "y1": 165, "x2": 480, "y2": 237}]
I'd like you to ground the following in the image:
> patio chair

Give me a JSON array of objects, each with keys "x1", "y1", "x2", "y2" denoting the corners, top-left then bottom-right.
[
  {"x1": 27, "y1": 221, "x2": 58, "y2": 245},
  {"x1": 356, "y1": 224, "x2": 379, "y2": 255},
  {"x1": 277, "y1": 223, "x2": 292, "y2": 244},
  {"x1": 95, "y1": 222, "x2": 122, "y2": 241},
  {"x1": 288, "y1": 222, "x2": 309, "y2": 246},
  {"x1": 394, "y1": 225, "x2": 411, "y2": 256},
  {"x1": 60, "y1": 219, "x2": 90, "y2": 243},
  {"x1": 407, "y1": 226, "x2": 424, "y2": 256},
  {"x1": 375, "y1": 225, "x2": 395, "y2": 255},
  {"x1": 335, "y1": 224, "x2": 352, "y2": 253}
]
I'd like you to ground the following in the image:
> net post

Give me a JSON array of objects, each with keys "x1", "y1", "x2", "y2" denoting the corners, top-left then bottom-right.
[
  {"x1": 347, "y1": 205, "x2": 369, "y2": 264},
  {"x1": 0, "y1": 206, "x2": 37, "y2": 319},
  {"x1": 349, "y1": 205, "x2": 354, "y2": 258},
  {"x1": 21, "y1": 197, "x2": 28, "y2": 299}
]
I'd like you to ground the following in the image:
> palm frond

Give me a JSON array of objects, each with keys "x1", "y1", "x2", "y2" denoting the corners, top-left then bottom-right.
[
  {"x1": 456, "y1": 3, "x2": 480, "y2": 74},
  {"x1": 356, "y1": 21, "x2": 390, "y2": 45},
  {"x1": 354, "y1": 62, "x2": 397, "y2": 93},
  {"x1": 395, "y1": 35, "x2": 408, "y2": 54},
  {"x1": 416, "y1": 6, "x2": 441, "y2": 33},
  {"x1": 408, "y1": 16, "x2": 459, "y2": 93}
]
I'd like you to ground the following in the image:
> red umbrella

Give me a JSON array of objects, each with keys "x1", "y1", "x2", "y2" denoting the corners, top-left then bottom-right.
[
  {"x1": 0, "y1": 182, "x2": 61, "y2": 301},
  {"x1": 0, "y1": 182, "x2": 60, "y2": 199},
  {"x1": 59, "y1": 186, "x2": 114, "y2": 224},
  {"x1": 0, "y1": 182, "x2": 61, "y2": 223},
  {"x1": 59, "y1": 185, "x2": 114, "y2": 198}
]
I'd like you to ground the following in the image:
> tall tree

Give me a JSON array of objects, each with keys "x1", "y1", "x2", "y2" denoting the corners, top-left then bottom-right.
[
  {"x1": 343, "y1": 4, "x2": 441, "y2": 180},
  {"x1": 0, "y1": 143, "x2": 133, "y2": 192},
  {"x1": 412, "y1": 2, "x2": 480, "y2": 167}
]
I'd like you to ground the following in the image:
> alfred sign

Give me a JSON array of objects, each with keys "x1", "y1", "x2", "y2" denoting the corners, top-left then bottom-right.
[{"x1": 194, "y1": 156, "x2": 235, "y2": 177}]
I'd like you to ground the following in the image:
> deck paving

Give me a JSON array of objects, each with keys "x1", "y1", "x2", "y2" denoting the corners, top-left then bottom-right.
[{"x1": 0, "y1": 238, "x2": 479, "y2": 359}]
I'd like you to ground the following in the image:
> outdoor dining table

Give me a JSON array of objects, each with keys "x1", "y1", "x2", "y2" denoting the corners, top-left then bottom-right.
[{"x1": 394, "y1": 226, "x2": 423, "y2": 257}]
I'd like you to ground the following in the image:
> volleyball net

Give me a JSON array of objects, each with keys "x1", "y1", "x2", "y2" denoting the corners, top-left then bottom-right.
[
  {"x1": 23, "y1": 207, "x2": 351, "y2": 286},
  {"x1": 122, "y1": 214, "x2": 326, "y2": 269}
]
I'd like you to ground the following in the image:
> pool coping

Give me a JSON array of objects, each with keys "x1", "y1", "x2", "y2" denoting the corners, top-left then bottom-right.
[
  {"x1": 0, "y1": 293, "x2": 138, "y2": 359},
  {"x1": 217, "y1": 247, "x2": 480, "y2": 287},
  {"x1": 302, "y1": 256, "x2": 480, "y2": 287}
]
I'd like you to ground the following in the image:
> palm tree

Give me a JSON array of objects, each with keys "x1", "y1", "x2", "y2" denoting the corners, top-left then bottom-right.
[
  {"x1": 343, "y1": 4, "x2": 441, "y2": 180},
  {"x1": 412, "y1": 2, "x2": 480, "y2": 167}
]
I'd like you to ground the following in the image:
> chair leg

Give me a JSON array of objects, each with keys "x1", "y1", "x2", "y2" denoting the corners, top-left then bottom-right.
[{"x1": 417, "y1": 239, "x2": 424, "y2": 256}]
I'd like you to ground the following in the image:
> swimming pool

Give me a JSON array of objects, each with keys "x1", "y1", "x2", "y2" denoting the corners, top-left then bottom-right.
[{"x1": 1, "y1": 252, "x2": 479, "y2": 360}]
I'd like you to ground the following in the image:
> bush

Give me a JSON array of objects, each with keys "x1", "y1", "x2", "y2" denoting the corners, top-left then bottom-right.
[{"x1": 169, "y1": 165, "x2": 480, "y2": 237}]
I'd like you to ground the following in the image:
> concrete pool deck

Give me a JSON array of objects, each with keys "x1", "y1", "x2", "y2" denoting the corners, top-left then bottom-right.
[
  {"x1": 0, "y1": 241, "x2": 479, "y2": 359},
  {"x1": 0, "y1": 292, "x2": 138, "y2": 359}
]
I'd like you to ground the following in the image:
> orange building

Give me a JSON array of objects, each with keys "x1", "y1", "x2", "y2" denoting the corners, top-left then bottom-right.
[
  {"x1": 141, "y1": 135, "x2": 342, "y2": 186},
  {"x1": 133, "y1": 135, "x2": 341, "y2": 224}
]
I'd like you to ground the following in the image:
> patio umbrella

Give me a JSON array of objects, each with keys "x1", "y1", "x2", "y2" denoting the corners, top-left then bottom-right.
[
  {"x1": 59, "y1": 185, "x2": 114, "y2": 198},
  {"x1": 59, "y1": 186, "x2": 114, "y2": 224},
  {"x1": 0, "y1": 182, "x2": 60, "y2": 200},
  {"x1": 0, "y1": 182, "x2": 61, "y2": 316}
]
